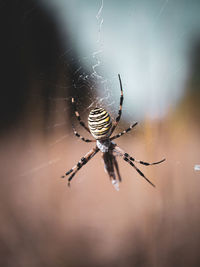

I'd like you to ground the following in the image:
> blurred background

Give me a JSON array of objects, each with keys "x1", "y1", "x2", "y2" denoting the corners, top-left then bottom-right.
[{"x1": 0, "y1": 0, "x2": 200, "y2": 266}]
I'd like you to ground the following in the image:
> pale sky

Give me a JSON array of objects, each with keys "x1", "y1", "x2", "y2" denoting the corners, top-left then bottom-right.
[{"x1": 41, "y1": 0, "x2": 200, "y2": 119}]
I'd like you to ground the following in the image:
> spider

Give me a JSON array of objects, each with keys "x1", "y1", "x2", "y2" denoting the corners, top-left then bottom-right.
[{"x1": 61, "y1": 74, "x2": 165, "y2": 189}]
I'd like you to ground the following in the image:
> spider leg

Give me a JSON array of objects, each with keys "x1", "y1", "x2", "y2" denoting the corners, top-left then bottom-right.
[
  {"x1": 110, "y1": 122, "x2": 138, "y2": 141},
  {"x1": 114, "y1": 146, "x2": 155, "y2": 187},
  {"x1": 124, "y1": 157, "x2": 155, "y2": 187},
  {"x1": 72, "y1": 97, "x2": 90, "y2": 133},
  {"x1": 130, "y1": 157, "x2": 166, "y2": 166},
  {"x1": 102, "y1": 152, "x2": 116, "y2": 181},
  {"x1": 72, "y1": 124, "x2": 95, "y2": 143},
  {"x1": 110, "y1": 74, "x2": 124, "y2": 135},
  {"x1": 115, "y1": 146, "x2": 165, "y2": 166},
  {"x1": 102, "y1": 152, "x2": 122, "y2": 190},
  {"x1": 113, "y1": 156, "x2": 122, "y2": 182},
  {"x1": 61, "y1": 147, "x2": 99, "y2": 186}
]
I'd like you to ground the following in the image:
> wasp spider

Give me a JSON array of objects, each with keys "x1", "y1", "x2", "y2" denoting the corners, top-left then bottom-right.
[{"x1": 61, "y1": 74, "x2": 165, "y2": 189}]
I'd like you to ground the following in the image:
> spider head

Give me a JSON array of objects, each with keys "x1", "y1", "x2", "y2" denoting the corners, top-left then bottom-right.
[{"x1": 88, "y1": 108, "x2": 112, "y2": 140}]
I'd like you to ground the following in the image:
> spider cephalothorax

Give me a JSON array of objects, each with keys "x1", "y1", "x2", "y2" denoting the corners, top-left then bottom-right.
[{"x1": 61, "y1": 74, "x2": 165, "y2": 190}]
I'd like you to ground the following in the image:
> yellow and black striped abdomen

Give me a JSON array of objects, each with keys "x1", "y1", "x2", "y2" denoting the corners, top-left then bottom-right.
[{"x1": 88, "y1": 108, "x2": 112, "y2": 140}]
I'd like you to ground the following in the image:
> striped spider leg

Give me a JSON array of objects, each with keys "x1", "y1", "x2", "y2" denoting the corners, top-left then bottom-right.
[
  {"x1": 71, "y1": 97, "x2": 96, "y2": 143},
  {"x1": 72, "y1": 97, "x2": 90, "y2": 133},
  {"x1": 114, "y1": 146, "x2": 166, "y2": 187},
  {"x1": 72, "y1": 124, "x2": 95, "y2": 143},
  {"x1": 61, "y1": 147, "x2": 99, "y2": 186},
  {"x1": 110, "y1": 122, "x2": 138, "y2": 141},
  {"x1": 110, "y1": 74, "x2": 124, "y2": 135}
]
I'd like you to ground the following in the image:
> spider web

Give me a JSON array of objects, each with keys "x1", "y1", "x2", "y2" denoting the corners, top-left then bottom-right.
[
  {"x1": 44, "y1": 0, "x2": 198, "y2": 124},
  {"x1": 20, "y1": 0, "x2": 200, "y2": 182},
  {"x1": 43, "y1": 0, "x2": 190, "y2": 141},
  {"x1": 45, "y1": 0, "x2": 121, "y2": 144}
]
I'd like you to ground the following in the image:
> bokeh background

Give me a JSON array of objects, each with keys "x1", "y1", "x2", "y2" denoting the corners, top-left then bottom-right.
[{"x1": 0, "y1": 0, "x2": 200, "y2": 266}]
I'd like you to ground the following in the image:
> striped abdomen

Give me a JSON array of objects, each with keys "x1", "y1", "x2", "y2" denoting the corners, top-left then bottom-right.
[{"x1": 88, "y1": 108, "x2": 112, "y2": 140}]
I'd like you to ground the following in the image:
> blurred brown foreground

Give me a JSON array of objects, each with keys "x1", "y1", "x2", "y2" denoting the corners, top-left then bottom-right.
[{"x1": 0, "y1": 104, "x2": 200, "y2": 267}]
